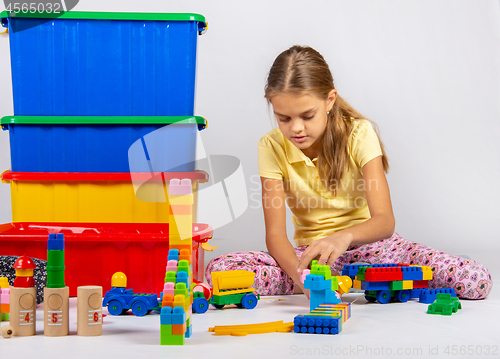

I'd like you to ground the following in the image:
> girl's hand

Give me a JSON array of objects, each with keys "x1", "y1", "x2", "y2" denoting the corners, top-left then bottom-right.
[{"x1": 297, "y1": 233, "x2": 352, "y2": 273}]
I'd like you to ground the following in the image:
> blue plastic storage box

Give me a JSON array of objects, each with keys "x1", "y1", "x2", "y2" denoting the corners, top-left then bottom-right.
[
  {"x1": 0, "y1": 11, "x2": 207, "y2": 116},
  {"x1": 1, "y1": 116, "x2": 207, "y2": 172}
]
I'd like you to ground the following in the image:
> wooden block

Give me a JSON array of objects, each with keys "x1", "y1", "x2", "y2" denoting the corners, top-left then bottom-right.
[
  {"x1": 77, "y1": 286, "x2": 103, "y2": 336},
  {"x1": 9, "y1": 286, "x2": 36, "y2": 336},
  {"x1": 44, "y1": 287, "x2": 69, "y2": 337}
]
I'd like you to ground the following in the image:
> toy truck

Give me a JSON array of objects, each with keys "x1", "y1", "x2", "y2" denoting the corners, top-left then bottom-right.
[
  {"x1": 103, "y1": 287, "x2": 160, "y2": 317},
  {"x1": 102, "y1": 272, "x2": 160, "y2": 317},
  {"x1": 342, "y1": 263, "x2": 457, "y2": 304},
  {"x1": 192, "y1": 270, "x2": 260, "y2": 313}
]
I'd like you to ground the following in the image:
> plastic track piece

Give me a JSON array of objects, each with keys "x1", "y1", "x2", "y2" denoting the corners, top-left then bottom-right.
[{"x1": 208, "y1": 320, "x2": 293, "y2": 336}]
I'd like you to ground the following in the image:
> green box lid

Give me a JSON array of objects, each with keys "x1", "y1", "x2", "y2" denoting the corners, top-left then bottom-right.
[
  {"x1": 1, "y1": 115, "x2": 207, "y2": 130},
  {"x1": 1, "y1": 10, "x2": 207, "y2": 31}
]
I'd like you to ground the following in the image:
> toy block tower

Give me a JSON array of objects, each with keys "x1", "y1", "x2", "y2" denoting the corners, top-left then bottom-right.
[
  {"x1": 160, "y1": 178, "x2": 194, "y2": 345},
  {"x1": 0, "y1": 277, "x2": 10, "y2": 321},
  {"x1": 44, "y1": 233, "x2": 69, "y2": 336}
]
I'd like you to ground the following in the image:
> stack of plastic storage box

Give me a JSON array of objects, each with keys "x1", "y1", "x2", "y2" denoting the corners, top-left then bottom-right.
[{"x1": 0, "y1": 11, "x2": 212, "y2": 296}]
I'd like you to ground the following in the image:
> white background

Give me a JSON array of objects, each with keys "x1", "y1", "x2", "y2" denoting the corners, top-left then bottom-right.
[{"x1": 0, "y1": 0, "x2": 499, "y2": 270}]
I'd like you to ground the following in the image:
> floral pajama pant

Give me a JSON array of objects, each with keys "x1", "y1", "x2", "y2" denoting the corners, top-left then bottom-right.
[{"x1": 205, "y1": 233, "x2": 492, "y2": 300}]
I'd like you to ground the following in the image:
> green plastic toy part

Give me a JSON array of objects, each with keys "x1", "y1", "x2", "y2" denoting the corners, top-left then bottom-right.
[
  {"x1": 427, "y1": 293, "x2": 462, "y2": 316},
  {"x1": 0, "y1": 11, "x2": 207, "y2": 30}
]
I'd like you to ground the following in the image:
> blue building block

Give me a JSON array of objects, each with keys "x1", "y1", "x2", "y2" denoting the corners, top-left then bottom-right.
[
  {"x1": 419, "y1": 288, "x2": 456, "y2": 304},
  {"x1": 370, "y1": 263, "x2": 398, "y2": 268},
  {"x1": 304, "y1": 275, "x2": 341, "y2": 311},
  {"x1": 185, "y1": 325, "x2": 192, "y2": 338},
  {"x1": 341, "y1": 264, "x2": 369, "y2": 279},
  {"x1": 361, "y1": 281, "x2": 390, "y2": 291},
  {"x1": 160, "y1": 307, "x2": 172, "y2": 325},
  {"x1": 176, "y1": 271, "x2": 189, "y2": 286},
  {"x1": 410, "y1": 288, "x2": 424, "y2": 299},
  {"x1": 304, "y1": 274, "x2": 332, "y2": 291},
  {"x1": 293, "y1": 315, "x2": 342, "y2": 335},
  {"x1": 171, "y1": 306, "x2": 186, "y2": 325},
  {"x1": 168, "y1": 249, "x2": 180, "y2": 262},
  {"x1": 401, "y1": 267, "x2": 423, "y2": 281},
  {"x1": 48, "y1": 233, "x2": 65, "y2": 250}
]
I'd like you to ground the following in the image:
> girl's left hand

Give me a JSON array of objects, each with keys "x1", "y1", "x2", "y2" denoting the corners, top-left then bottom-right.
[{"x1": 297, "y1": 233, "x2": 352, "y2": 273}]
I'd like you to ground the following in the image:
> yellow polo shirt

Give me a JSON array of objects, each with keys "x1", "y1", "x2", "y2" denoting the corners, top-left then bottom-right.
[{"x1": 258, "y1": 119, "x2": 383, "y2": 247}]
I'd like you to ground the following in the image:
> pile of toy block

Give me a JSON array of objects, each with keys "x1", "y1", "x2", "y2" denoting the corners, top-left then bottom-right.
[
  {"x1": 342, "y1": 263, "x2": 457, "y2": 304},
  {"x1": 294, "y1": 263, "x2": 351, "y2": 335},
  {"x1": 160, "y1": 179, "x2": 194, "y2": 345}
]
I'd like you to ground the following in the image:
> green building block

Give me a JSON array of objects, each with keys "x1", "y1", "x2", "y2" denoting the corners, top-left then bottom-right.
[
  {"x1": 331, "y1": 276, "x2": 339, "y2": 291},
  {"x1": 311, "y1": 264, "x2": 331, "y2": 280},
  {"x1": 389, "y1": 281, "x2": 403, "y2": 291},
  {"x1": 356, "y1": 267, "x2": 367, "y2": 281},
  {"x1": 165, "y1": 271, "x2": 177, "y2": 283},
  {"x1": 174, "y1": 283, "x2": 188, "y2": 297}
]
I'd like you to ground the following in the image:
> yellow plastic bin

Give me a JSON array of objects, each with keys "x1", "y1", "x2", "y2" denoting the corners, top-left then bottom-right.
[{"x1": 1, "y1": 171, "x2": 207, "y2": 223}]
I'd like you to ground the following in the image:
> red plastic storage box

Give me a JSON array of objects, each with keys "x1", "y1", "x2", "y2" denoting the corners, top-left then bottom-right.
[{"x1": 0, "y1": 222, "x2": 213, "y2": 297}]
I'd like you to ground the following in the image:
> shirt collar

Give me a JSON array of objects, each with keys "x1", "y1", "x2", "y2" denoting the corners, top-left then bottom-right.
[{"x1": 283, "y1": 134, "x2": 318, "y2": 167}]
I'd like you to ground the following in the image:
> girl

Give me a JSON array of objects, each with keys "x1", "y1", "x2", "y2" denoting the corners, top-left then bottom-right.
[{"x1": 206, "y1": 45, "x2": 492, "y2": 300}]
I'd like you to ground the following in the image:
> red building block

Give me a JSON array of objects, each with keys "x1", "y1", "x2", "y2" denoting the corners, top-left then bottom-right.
[
  {"x1": 364, "y1": 267, "x2": 403, "y2": 282},
  {"x1": 412, "y1": 280, "x2": 430, "y2": 289}
]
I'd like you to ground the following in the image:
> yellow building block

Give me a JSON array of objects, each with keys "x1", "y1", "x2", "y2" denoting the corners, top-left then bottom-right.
[
  {"x1": 411, "y1": 265, "x2": 433, "y2": 280},
  {"x1": 353, "y1": 279, "x2": 362, "y2": 290},
  {"x1": 402, "y1": 280, "x2": 413, "y2": 290},
  {"x1": 168, "y1": 214, "x2": 193, "y2": 235},
  {"x1": 167, "y1": 194, "x2": 193, "y2": 206}
]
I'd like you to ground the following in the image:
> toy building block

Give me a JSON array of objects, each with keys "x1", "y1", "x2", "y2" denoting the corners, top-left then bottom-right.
[
  {"x1": 364, "y1": 267, "x2": 403, "y2": 282},
  {"x1": 304, "y1": 274, "x2": 341, "y2": 312},
  {"x1": 402, "y1": 280, "x2": 413, "y2": 290},
  {"x1": 208, "y1": 320, "x2": 294, "y2": 336},
  {"x1": 77, "y1": 286, "x2": 102, "y2": 336},
  {"x1": 300, "y1": 269, "x2": 311, "y2": 283},
  {"x1": 1, "y1": 280, "x2": 10, "y2": 321},
  {"x1": 410, "y1": 288, "x2": 424, "y2": 299},
  {"x1": 168, "y1": 179, "x2": 193, "y2": 244},
  {"x1": 167, "y1": 249, "x2": 180, "y2": 262},
  {"x1": 419, "y1": 288, "x2": 457, "y2": 304},
  {"x1": 341, "y1": 264, "x2": 369, "y2": 279},
  {"x1": 427, "y1": 293, "x2": 461, "y2": 316},
  {"x1": 412, "y1": 280, "x2": 430, "y2": 289},
  {"x1": 44, "y1": 233, "x2": 69, "y2": 337},
  {"x1": 1, "y1": 324, "x2": 14, "y2": 338},
  {"x1": 410, "y1": 265, "x2": 433, "y2": 280},
  {"x1": 10, "y1": 286, "x2": 36, "y2": 336},
  {"x1": 401, "y1": 266, "x2": 423, "y2": 281},
  {"x1": 389, "y1": 281, "x2": 403, "y2": 291},
  {"x1": 294, "y1": 315, "x2": 342, "y2": 334},
  {"x1": 361, "y1": 280, "x2": 390, "y2": 291}
]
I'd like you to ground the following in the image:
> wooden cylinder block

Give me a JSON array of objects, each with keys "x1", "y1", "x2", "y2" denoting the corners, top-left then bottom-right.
[
  {"x1": 77, "y1": 286, "x2": 103, "y2": 336},
  {"x1": 9, "y1": 287, "x2": 36, "y2": 336},
  {"x1": 44, "y1": 287, "x2": 69, "y2": 336}
]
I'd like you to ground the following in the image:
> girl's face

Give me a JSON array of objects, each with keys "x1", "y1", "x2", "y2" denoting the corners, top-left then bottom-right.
[{"x1": 271, "y1": 91, "x2": 336, "y2": 159}]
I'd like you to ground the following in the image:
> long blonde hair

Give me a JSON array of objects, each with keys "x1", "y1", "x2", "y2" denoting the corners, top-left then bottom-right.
[{"x1": 264, "y1": 45, "x2": 389, "y2": 194}]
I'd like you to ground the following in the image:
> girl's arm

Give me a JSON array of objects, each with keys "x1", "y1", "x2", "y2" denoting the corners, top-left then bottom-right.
[
  {"x1": 261, "y1": 177, "x2": 307, "y2": 294},
  {"x1": 297, "y1": 156, "x2": 396, "y2": 272}
]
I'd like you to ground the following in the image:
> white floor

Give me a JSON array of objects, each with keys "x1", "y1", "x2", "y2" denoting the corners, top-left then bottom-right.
[{"x1": 1, "y1": 271, "x2": 498, "y2": 359}]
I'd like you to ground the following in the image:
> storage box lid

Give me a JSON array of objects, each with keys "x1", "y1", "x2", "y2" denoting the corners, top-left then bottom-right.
[
  {"x1": 0, "y1": 11, "x2": 207, "y2": 32},
  {"x1": 0, "y1": 222, "x2": 213, "y2": 243},
  {"x1": 1, "y1": 115, "x2": 207, "y2": 131}
]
